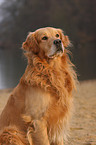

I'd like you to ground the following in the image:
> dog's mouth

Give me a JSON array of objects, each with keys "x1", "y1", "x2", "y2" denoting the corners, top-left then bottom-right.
[
  {"x1": 48, "y1": 49, "x2": 64, "y2": 58},
  {"x1": 49, "y1": 43, "x2": 64, "y2": 58}
]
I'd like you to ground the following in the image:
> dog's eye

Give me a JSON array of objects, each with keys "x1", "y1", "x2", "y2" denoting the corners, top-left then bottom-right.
[
  {"x1": 42, "y1": 36, "x2": 48, "y2": 40},
  {"x1": 56, "y1": 34, "x2": 59, "y2": 38}
]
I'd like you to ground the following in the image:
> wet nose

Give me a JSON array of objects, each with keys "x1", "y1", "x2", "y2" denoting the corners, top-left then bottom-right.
[{"x1": 53, "y1": 39, "x2": 61, "y2": 45}]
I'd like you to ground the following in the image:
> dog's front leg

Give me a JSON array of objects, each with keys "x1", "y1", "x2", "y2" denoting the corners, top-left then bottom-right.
[{"x1": 27, "y1": 119, "x2": 50, "y2": 145}]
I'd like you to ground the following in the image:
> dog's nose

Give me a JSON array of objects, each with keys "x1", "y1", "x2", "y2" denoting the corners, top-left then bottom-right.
[{"x1": 53, "y1": 39, "x2": 61, "y2": 45}]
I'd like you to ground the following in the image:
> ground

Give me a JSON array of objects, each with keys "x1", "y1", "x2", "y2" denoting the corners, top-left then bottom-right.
[{"x1": 0, "y1": 80, "x2": 96, "y2": 145}]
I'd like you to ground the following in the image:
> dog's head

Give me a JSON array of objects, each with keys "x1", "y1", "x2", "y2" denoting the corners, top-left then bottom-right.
[{"x1": 22, "y1": 27, "x2": 70, "y2": 58}]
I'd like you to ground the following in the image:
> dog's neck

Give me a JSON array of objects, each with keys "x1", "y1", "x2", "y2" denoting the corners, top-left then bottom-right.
[
  {"x1": 24, "y1": 51, "x2": 66, "y2": 67},
  {"x1": 21, "y1": 52, "x2": 76, "y2": 101}
]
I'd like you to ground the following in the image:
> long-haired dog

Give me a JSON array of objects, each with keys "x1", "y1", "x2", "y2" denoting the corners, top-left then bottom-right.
[{"x1": 0, "y1": 27, "x2": 77, "y2": 145}]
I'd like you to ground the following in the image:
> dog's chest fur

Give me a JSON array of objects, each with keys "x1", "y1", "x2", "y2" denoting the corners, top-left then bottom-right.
[{"x1": 25, "y1": 87, "x2": 51, "y2": 119}]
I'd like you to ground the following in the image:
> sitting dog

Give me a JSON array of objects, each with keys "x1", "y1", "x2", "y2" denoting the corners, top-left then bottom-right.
[{"x1": 0, "y1": 27, "x2": 77, "y2": 145}]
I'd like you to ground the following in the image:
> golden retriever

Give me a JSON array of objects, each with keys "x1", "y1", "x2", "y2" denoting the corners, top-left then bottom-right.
[{"x1": 0, "y1": 27, "x2": 76, "y2": 145}]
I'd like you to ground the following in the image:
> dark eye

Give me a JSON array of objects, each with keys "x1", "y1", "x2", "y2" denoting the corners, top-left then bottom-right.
[
  {"x1": 42, "y1": 36, "x2": 48, "y2": 40},
  {"x1": 56, "y1": 34, "x2": 59, "y2": 38}
]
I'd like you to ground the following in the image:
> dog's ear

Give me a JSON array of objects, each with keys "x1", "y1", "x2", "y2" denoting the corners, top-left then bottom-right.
[
  {"x1": 57, "y1": 29, "x2": 70, "y2": 47},
  {"x1": 22, "y1": 32, "x2": 39, "y2": 53}
]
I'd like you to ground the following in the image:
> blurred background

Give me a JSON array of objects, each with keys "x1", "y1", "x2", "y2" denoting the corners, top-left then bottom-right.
[{"x1": 0, "y1": 0, "x2": 96, "y2": 89}]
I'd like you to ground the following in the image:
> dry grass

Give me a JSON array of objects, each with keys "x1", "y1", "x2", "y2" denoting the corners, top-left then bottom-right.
[
  {"x1": 67, "y1": 80, "x2": 96, "y2": 145},
  {"x1": 0, "y1": 80, "x2": 96, "y2": 145}
]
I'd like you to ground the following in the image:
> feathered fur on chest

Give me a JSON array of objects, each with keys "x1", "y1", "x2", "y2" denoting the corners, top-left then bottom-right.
[{"x1": 21, "y1": 53, "x2": 76, "y2": 101}]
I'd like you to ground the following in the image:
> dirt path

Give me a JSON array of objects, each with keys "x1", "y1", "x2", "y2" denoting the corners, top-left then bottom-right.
[{"x1": 0, "y1": 80, "x2": 96, "y2": 145}]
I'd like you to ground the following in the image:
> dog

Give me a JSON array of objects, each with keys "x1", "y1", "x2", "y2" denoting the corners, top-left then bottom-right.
[{"x1": 0, "y1": 27, "x2": 77, "y2": 145}]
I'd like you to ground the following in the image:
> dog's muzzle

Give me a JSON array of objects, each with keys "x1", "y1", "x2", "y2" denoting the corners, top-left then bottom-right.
[{"x1": 53, "y1": 39, "x2": 63, "y2": 52}]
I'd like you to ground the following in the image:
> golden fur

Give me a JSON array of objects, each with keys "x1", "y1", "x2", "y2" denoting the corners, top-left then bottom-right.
[{"x1": 0, "y1": 27, "x2": 77, "y2": 145}]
